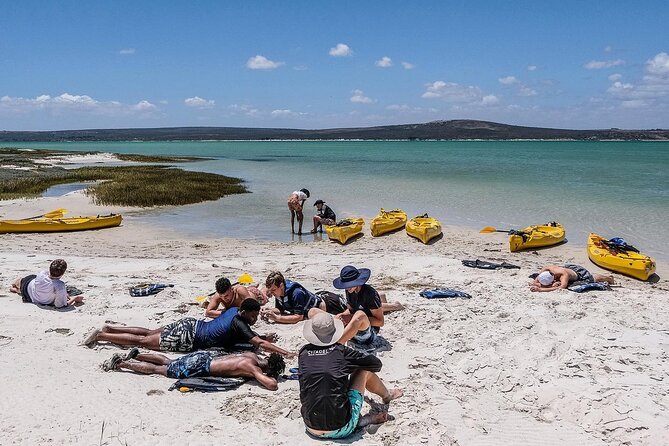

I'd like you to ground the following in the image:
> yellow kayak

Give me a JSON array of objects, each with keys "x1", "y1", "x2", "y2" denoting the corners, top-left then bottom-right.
[
  {"x1": 406, "y1": 214, "x2": 442, "y2": 244},
  {"x1": 0, "y1": 214, "x2": 122, "y2": 233},
  {"x1": 509, "y1": 222, "x2": 565, "y2": 252},
  {"x1": 370, "y1": 209, "x2": 407, "y2": 237},
  {"x1": 325, "y1": 218, "x2": 364, "y2": 244},
  {"x1": 587, "y1": 233, "x2": 656, "y2": 281}
]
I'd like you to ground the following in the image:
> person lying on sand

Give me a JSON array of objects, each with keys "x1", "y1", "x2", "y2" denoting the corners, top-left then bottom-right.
[
  {"x1": 287, "y1": 188, "x2": 310, "y2": 234},
  {"x1": 10, "y1": 259, "x2": 83, "y2": 308},
  {"x1": 205, "y1": 276, "x2": 268, "y2": 318},
  {"x1": 261, "y1": 271, "x2": 348, "y2": 324},
  {"x1": 530, "y1": 264, "x2": 614, "y2": 292},
  {"x1": 102, "y1": 350, "x2": 285, "y2": 391},
  {"x1": 84, "y1": 298, "x2": 295, "y2": 357},
  {"x1": 299, "y1": 312, "x2": 402, "y2": 439}
]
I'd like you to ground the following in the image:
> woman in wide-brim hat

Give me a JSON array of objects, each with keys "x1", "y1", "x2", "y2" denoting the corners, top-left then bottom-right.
[{"x1": 333, "y1": 265, "x2": 371, "y2": 290}]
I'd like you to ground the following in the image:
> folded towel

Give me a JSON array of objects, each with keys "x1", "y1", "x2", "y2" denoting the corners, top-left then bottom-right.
[{"x1": 419, "y1": 288, "x2": 472, "y2": 299}]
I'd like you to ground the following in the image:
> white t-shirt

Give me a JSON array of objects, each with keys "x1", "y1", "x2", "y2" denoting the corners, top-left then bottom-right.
[
  {"x1": 293, "y1": 190, "x2": 308, "y2": 201},
  {"x1": 27, "y1": 270, "x2": 68, "y2": 308}
]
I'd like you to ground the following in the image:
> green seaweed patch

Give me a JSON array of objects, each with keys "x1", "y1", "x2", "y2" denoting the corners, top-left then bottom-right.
[
  {"x1": 114, "y1": 154, "x2": 207, "y2": 162},
  {"x1": 0, "y1": 147, "x2": 208, "y2": 163},
  {"x1": 0, "y1": 165, "x2": 247, "y2": 206}
]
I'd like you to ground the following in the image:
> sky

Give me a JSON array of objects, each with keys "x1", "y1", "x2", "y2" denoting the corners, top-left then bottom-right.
[{"x1": 1, "y1": 1, "x2": 668, "y2": 131}]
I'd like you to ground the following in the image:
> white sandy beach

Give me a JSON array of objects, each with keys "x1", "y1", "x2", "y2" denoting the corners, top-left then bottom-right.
[{"x1": 1, "y1": 193, "x2": 668, "y2": 446}]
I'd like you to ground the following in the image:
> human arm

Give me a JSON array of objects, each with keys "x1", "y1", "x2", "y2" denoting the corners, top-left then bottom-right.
[
  {"x1": 249, "y1": 336, "x2": 296, "y2": 358},
  {"x1": 66, "y1": 295, "x2": 84, "y2": 305},
  {"x1": 205, "y1": 295, "x2": 224, "y2": 318},
  {"x1": 530, "y1": 282, "x2": 561, "y2": 292},
  {"x1": 264, "y1": 312, "x2": 305, "y2": 324},
  {"x1": 251, "y1": 367, "x2": 279, "y2": 391}
]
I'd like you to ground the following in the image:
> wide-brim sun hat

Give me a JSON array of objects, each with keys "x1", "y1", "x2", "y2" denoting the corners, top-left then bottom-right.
[
  {"x1": 303, "y1": 312, "x2": 345, "y2": 346},
  {"x1": 333, "y1": 265, "x2": 371, "y2": 289}
]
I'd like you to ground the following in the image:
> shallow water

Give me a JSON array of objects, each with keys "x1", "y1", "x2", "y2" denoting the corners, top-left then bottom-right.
[{"x1": 7, "y1": 140, "x2": 669, "y2": 259}]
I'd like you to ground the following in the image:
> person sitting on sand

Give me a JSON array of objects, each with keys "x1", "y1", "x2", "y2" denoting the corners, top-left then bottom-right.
[
  {"x1": 102, "y1": 349, "x2": 285, "y2": 391},
  {"x1": 85, "y1": 298, "x2": 295, "y2": 357},
  {"x1": 261, "y1": 271, "x2": 348, "y2": 324},
  {"x1": 287, "y1": 188, "x2": 310, "y2": 234},
  {"x1": 298, "y1": 312, "x2": 402, "y2": 439},
  {"x1": 311, "y1": 199, "x2": 337, "y2": 233},
  {"x1": 10, "y1": 259, "x2": 83, "y2": 308},
  {"x1": 205, "y1": 277, "x2": 268, "y2": 318},
  {"x1": 530, "y1": 264, "x2": 615, "y2": 292},
  {"x1": 332, "y1": 265, "x2": 385, "y2": 345}
]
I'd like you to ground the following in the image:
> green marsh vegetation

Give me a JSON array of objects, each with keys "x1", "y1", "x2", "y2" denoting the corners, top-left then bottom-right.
[{"x1": 0, "y1": 148, "x2": 247, "y2": 206}]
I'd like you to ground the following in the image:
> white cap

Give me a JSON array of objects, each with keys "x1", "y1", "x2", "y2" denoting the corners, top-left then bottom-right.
[{"x1": 537, "y1": 271, "x2": 554, "y2": 286}]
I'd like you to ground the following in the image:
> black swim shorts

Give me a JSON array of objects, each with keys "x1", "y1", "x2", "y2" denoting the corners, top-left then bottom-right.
[
  {"x1": 20, "y1": 274, "x2": 36, "y2": 303},
  {"x1": 564, "y1": 264, "x2": 595, "y2": 283}
]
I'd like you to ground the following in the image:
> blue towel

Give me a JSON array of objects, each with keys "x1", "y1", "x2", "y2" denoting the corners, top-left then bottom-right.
[
  {"x1": 419, "y1": 289, "x2": 472, "y2": 299},
  {"x1": 568, "y1": 282, "x2": 611, "y2": 293}
]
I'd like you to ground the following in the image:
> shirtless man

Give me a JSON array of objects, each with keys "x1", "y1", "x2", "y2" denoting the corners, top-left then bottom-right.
[
  {"x1": 102, "y1": 350, "x2": 285, "y2": 391},
  {"x1": 205, "y1": 277, "x2": 268, "y2": 318},
  {"x1": 530, "y1": 264, "x2": 614, "y2": 292}
]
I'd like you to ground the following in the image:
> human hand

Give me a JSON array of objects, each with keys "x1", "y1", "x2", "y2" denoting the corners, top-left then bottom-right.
[
  {"x1": 530, "y1": 286, "x2": 539, "y2": 292},
  {"x1": 265, "y1": 332, "x2": 279, "y2": 343}
]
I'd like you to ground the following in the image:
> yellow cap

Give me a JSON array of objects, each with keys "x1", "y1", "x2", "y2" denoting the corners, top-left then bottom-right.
[{"x1": 237, "y1": 273, "x2": 253, "y2": 285}]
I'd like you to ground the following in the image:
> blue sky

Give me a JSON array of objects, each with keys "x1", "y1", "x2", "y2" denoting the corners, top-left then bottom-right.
[{"x1": 1, "y1": 1, "x2": 668, "y2": 130}]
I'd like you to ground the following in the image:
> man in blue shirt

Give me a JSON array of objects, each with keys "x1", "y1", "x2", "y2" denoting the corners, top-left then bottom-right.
[{"x1": 84, "y1": 299, "x2": 295, "y2": 357}]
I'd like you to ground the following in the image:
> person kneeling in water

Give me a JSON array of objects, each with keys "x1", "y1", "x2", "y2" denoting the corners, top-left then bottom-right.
[{"x1": 102, "y1": 350, "x2": 285, "y2": 391}]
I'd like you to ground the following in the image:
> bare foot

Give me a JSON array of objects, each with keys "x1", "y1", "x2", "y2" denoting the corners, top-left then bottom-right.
[
  {"x1": 310, "y1": 229, "x2": 317, "y2": 234},
  {"x1": 382, "y1": 388, "x2": 403, "y2": 404},
  {"x1": 82, "y1": 328, "x2": 100, "y2": 348},
  {"x1": 358, "y1": 412, "x2": 391, "y2": 429}
]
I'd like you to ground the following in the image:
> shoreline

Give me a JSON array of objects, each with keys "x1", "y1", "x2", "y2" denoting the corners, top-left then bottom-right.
[{"x1": 0, "y1": 193, "x2": 667, "y2": 445}]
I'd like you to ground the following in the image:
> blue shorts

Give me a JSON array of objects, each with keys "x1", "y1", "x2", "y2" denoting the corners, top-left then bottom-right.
[
  {"x1": 312, "y1": 390, "x2": 363, "y2": 439},
  {"x1": 352, "y1": 325, "x2": 377, "y2": 344},
  {"x1": 166, "y1": 351, "x2": 214, "y2": 379}
]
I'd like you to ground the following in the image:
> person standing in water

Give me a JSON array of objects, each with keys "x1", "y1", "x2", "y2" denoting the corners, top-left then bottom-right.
[{"x1": 287, "y1": 188, "x2": 310, "y2": 235}]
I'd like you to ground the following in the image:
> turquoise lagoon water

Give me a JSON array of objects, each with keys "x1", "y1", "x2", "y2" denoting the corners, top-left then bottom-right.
[{"x1": 7, "y1": 140, "x2": 669, "y2": 259}]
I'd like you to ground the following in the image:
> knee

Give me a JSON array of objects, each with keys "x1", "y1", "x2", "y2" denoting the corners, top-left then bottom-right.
[{"x1": 351, "y1": 311, "x2": 370, "y2": 328}]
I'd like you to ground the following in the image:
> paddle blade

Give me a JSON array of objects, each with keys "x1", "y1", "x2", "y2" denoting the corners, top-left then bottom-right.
[
  {"x1": 480, "y1": 226, "x2": 498, "y2": 233},
  {"x1": 43, "y1": 208, "x2": 68, "y2": 219}
]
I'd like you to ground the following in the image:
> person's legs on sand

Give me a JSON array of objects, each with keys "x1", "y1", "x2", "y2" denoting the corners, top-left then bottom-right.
[
  {"x1": 594, "y1": 273, "x2": 615, "y2": 284},
  {"x1": 338, "y1": 311, "x2": 371, "y2": 345},
  {"x1": 349, "y1": 370, "x2": 402, "y2": 428}
]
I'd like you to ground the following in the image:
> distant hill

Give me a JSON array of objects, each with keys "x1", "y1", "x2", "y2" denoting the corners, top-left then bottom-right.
[{"x1": 1, "y1": 120, "x2": 668, "y2": 142}]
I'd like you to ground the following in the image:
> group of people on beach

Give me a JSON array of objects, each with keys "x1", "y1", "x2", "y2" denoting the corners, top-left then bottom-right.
[
  {"x1": 12, "y1": 259, "x2": 403, "y2": 439},
  {"x1": 11, "y1": 240, "x2": 613, "y2": 439}
]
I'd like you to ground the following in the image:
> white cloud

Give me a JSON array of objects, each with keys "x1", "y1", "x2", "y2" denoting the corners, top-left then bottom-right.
[
  {"x1": 607, "y1": 81, "x2": 634, "y2": 94},
  {"x1": 0, "y1": 93, "x2": 158, "y2": 116},
  {"x1": 604, "y1": 45, "x2": 613, "y2": 53},
  {"x1": 498, "y1": 76, "x2": 518, "y2": 85},
  {"x1": 584, "y1": 59, "x2": 625, "y2": 70},
  {"x1": 422, "y1": 81, "x2": 485, "y2": 104},
  {"x1": 350, "y1": 89, "x2": 373, "y2": 104},
  {"x1": 119, "y1": 48, "x2": 135, "y2": 55},
  {"x1": 518, "y1": 86, "x2": 537, "y2": 97},
  {"x1": 375, "y1": 56, "x2": 392, "y2": 68},
  {"x1": 401, "y1": 62, "x2": 414, "y2": 70},
  {"x1": 227, "y1": 104, "x2": 260, "y2": 117},
  {"x1": 131, "y1": 100, "x2": 158, "y2": 111},
  {"x1": 645, "y1": 52, "x2": 669, "y2": 77},
  {"x1": 481, "y1": 95, "x2": 499, "y2": 105},
  {"x1": 608, "y1": 73, "x2": 623, "y2": 81},
  {"x1": 246, "y1": 55, "x2": 284, "y2": 70},
  {"x1": 271, "y1": 109, "x2": 295, "y2": 116},
  {"x1": 184, "y1": 96, "x2": 215, "y2": 109},
  {"x1": 527, "y1": 65, "x2": 537, "y2": 71},
  {"x1": 621, "y1": 99, "x2": 647, "y2": 108},
  {"x1": 386, "y1": 104, "x2": 438, "y2": 114},
  {"x1": 329, "y1": 43, "x2": 352, "y2": 57}
]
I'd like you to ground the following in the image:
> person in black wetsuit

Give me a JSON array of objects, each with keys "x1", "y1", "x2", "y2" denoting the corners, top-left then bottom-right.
[
  {"x1": 298, "y1": 312, "x2": 402, "y2": 439},
  {"x1": 83, "y1": 299, "x2": 295, "y2": 357}
]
